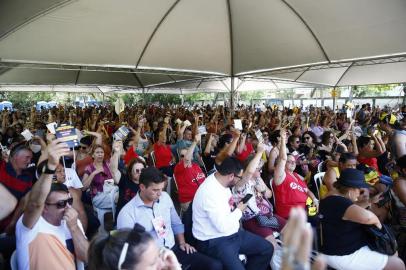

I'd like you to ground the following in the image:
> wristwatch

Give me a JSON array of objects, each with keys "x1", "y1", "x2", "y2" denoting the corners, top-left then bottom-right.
[{"x1": 42, "y1": 164, "x2": 56, "y2": 175}]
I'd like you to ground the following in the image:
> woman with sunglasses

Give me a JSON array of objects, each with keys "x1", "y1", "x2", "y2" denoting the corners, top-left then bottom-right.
[
  {"x1": 88, "y1": 223, "x2": 181, "y2": 270},
  {"x1": 115, "y1": 158, "x2": 145, "y2": 219}
]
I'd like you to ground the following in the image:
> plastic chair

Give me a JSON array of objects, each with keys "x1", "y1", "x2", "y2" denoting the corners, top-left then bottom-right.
[
  {"x1": 150, "y1": 151, "x2": 156, "y2": 167},
  {"x1": 313, "y1": 172, "x2": 326, "y2": 199},
  {"x1": 317, "y1": 161, "x2": 325, "y2": 173}
]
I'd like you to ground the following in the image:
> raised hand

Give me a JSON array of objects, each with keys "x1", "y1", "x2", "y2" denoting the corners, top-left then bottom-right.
[{"x1": 46, "y1": 138, "x2": 70, "y2": 169}]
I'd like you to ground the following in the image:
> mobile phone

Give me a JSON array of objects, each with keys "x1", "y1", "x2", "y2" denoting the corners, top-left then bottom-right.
[{"x1": 241, "y1": 194, "x2": 253, "y2": 204}]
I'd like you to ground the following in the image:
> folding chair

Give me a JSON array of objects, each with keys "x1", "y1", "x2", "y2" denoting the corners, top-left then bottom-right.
[
  {"x1": 150, "y1": 151, "x2": 156, "y2": 167},
  {"x1": 313, "y1": 172, "x2": 326, "y2": 199}
]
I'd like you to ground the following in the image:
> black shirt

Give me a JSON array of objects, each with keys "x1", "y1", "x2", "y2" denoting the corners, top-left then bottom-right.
[
  {"x1": 116, "y1": 174, "x2": 139, "y2": 217},
  {"x1": 202, "y1": 150, "x2": 217, "y2": 173},
  {"x1": 320, "y1": 195, "x2": 368, "y2": 255}
]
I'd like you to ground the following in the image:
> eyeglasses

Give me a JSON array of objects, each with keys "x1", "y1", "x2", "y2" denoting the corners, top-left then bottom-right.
[
  {"x1": 304, "y1": 136, "x2": 311, "y2": 140},
  {"x1": 234, "y1": 174, "x2": 243, "y2": 180},
  {"x1": 45, "y1": 197, "x2": 73, "y2": 209},
  {"x1": 180, "y1": 154, "x2": 185, "y2": 158}
]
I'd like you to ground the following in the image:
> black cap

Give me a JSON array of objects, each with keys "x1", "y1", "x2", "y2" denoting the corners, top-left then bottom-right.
[{"x1": 337, "y1": 168, "x2": 369, "y2": 189}]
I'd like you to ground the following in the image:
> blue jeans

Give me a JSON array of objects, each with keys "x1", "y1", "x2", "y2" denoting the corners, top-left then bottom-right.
[{"x1": 195, "y1": 230, "x2": 273, "y2": 270}]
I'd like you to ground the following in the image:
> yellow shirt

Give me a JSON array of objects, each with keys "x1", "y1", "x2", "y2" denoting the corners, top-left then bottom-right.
[{"x1": 319, "y1": 167, "x2": 340, "y2": 199}]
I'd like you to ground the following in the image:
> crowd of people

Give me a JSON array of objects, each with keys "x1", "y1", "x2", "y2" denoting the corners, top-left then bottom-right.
[{"x1": 0, "y1": 101, "x2": 405, "y2": 270}]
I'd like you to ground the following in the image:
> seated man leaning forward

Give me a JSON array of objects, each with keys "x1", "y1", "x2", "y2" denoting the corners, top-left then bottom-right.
[
  {"x1": 117, "y1": 166, "x2": 222, "y2": 270},
  {"x1": 16, "y1": 139, "x2": 88, "y2": 270},
  {"x1": 192, "y1": 156, "x2": 274, "y2": 270}
]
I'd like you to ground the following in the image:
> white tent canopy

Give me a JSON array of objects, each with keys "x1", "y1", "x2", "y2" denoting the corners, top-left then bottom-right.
[{"x1": 0, "y1": 0, "x2": 405, "y2": 92}]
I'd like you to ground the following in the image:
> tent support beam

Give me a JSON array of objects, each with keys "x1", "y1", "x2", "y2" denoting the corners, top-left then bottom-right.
[
  {"x1": 280, "y1": 0, "x2": 330, "y2": 63},
  {"x1": 135, "y1": 0, "x2": 181, "y2": 68}
]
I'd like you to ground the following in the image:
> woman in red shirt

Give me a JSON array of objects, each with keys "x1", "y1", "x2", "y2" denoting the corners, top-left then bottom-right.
[
  {"x1": 357, "y1": 134, "x2": 386, "y2": 174},
  {"x1": 174, "y1": 134, "x2": 205, "y2": 212},
  {"x1": 153, "y1": 117, "x2": 175, "y2": 177},
  {"x1": 235, "y1": 133, "x2": 254, "y2": 162},
  {"x1": 272, "y1": 129, "x2": 319, "y2": 219}
]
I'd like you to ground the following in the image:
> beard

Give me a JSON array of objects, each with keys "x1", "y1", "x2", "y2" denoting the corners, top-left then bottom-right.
[{"x1": 227, "y1": 179, "x2": 237, "y2": 188}]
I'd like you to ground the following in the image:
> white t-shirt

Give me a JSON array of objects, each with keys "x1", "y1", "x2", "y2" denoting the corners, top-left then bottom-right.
[
  {"x1": 192, "y1": 173, "x2": 242, "y2": 241},
  {"x1": 16, "y1": 215, "x2": 85, "y2": 270}
]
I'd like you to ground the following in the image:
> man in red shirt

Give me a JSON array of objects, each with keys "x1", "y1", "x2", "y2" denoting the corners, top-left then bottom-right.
[{"x1": 174, "y1": 134, "x2": 205, "y2": 212}]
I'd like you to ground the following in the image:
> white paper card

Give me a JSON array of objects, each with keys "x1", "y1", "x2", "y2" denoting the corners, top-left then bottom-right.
[
  {"x1": 184, "y1": 120, "x2": 192, "y2": 127},
  {"x1": 234, "y1": 119, "x2": 243, "y2": 130},
  {"x1": 21, "y1": 129, "x2": 33, "y2": 141},
  {"x1": 198, "y1": 125, "x2": 207, "y2": 135},
  {"x1": 255, "y1": 129, "x2": 263, "y2": 143},
  {"x1": 46, "y1": 122, "x2": 57, "y2": 134}
]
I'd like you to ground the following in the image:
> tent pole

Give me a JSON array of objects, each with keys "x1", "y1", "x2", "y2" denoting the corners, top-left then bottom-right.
[
  {"x1": 230, "y1": 76, "x2": 235, "y2": 115},
  {"x1": 180, "y1": 89, "x2": 184, "y2": 105}
]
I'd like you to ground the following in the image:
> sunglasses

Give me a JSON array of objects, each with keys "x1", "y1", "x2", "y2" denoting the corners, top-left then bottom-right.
[
  {"x1": 134, "y1": 168, "x2": 142, "y2": 174},
  {"x1": 45, "y1": 197, "x2": 73, "y2": 209},
  {"x1": 304, "y1": 136, "x2": 311, "y2": 140},
  {"x1": 295, "y1": 141, "x2": 300, "y2": 143},
  {"x1": 180, "y1": 154, "x2": 185, "y2": 158},
  {"x1": 80, "y1": 145, "x2": 88, "y2": 149}
]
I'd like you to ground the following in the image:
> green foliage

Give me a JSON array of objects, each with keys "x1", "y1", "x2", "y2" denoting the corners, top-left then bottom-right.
[
  {"x1": 353, "y1": 84, "x2": 400, "y2": 97},
  {"x1": 239, "y1": 90, "x2": 266, "y2": 100}
]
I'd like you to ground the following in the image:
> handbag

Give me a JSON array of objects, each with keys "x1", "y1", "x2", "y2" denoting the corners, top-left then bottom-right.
[
  {"x1": 364, "y1": 224, "x2": 398, "y2": 255},
  {"x1": 255, "y1": 197, "x2": 280, "y2": 229}
]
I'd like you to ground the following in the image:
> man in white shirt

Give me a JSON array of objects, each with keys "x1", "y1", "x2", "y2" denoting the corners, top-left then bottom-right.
[
  {"x1": 192, "y1": 157, "x2": 274, "y2": 270},
  {"x1": 16, "y1": 139, "x2": 88, "y2": 270}
]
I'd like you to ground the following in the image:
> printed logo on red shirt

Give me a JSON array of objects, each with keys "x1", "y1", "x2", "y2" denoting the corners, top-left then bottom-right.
[{"x1": 289, "y1": 182, "x2": 308, "y2": 193}]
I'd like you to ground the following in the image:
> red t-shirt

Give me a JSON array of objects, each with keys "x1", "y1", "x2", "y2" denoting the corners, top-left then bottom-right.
[
  {"x1": 236, "y1": 143, "x2": 254, "y2": 162},
  {"x1": 174, "y1": 161, "x2": 205, "y2": 203},
  {"x1": 153, "y1": 143, "x2": 172, "y2": 168},
  {"x1": 123, "y1": 146, "x2": 139, "y2": 165},
  {"x1": 357, "y1": 156, "x2": 381, "y2": 174},
  {"x1": 273, "y1": 171, "x2": 308, "y2": 219}
]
